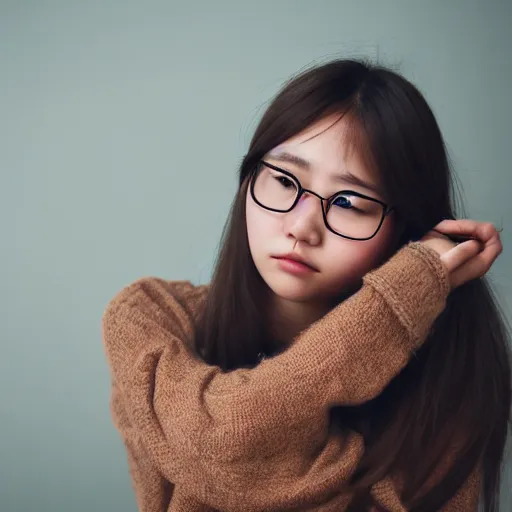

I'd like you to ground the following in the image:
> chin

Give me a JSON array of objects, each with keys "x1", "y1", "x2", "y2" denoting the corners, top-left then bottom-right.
[
  {"x1": 264, "y1": 270, "x2": 362, "y2": 306},
  {"x1": 263, "y1": 275, "x2": 329, "y2": 304}
]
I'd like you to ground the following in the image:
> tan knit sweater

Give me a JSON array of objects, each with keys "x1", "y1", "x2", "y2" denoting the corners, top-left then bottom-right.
[{"x1": 102, "y1": 242, "x2": 481, "y2": 511}]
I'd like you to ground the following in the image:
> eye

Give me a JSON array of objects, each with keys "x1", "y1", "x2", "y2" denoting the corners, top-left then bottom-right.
[
  {"x1": 332, "y1": 195, "x2": 353, "y2": 209},
  {"x1": 274, "y1": 175, "x2": 296, "y2": 189}
]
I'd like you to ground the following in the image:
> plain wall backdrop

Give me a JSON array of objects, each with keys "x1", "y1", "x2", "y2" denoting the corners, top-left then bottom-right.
[{"x1": 1, "y1": 1, "x2": 511, "y2": 510}]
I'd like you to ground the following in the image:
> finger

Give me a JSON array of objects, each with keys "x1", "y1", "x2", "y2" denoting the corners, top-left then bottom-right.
[
  {"x1": 440, "y1": 239, "x2": 482, "y2": 272},
  {"x1": 449, "y1": 236, "x2": 503, "y2": 287},
  {"x1": 434, "y1": 220, "x2": 498, "y2": 244},
  {"x1": 425, "y1": 228, "x2": 455, "y2": 239}
]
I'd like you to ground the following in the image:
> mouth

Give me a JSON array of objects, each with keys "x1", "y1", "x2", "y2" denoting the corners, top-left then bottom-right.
[{"x1": 271, "y1": 253, "x2": 319, "y2": 273}]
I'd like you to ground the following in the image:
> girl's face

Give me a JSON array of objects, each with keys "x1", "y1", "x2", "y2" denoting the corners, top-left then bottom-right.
[{"x1": 246, "y1": 115, "x2": 399, "y2": 306}]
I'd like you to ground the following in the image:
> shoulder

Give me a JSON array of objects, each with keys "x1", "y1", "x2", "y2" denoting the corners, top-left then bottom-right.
[
  {"x1": 104, "y1": 277, "x2": 209, "y2": 312},
  {"x1": 103, "y1": 277, "x2": 210, "y2": 342}
]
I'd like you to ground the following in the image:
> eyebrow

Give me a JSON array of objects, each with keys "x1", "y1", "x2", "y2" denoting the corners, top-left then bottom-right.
[{"x1": 266, "y1": 150, "x2": 383, "y2": 197}]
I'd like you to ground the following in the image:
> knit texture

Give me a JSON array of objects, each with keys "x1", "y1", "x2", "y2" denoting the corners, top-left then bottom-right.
[{"x1": 102, "y1": 242, "x2": 480, "y2": 511}]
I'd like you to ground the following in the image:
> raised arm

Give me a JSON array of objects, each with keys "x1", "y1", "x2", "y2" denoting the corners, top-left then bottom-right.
[{"x1": 102, "y1": 242, "x2": 450, "y2": 511}]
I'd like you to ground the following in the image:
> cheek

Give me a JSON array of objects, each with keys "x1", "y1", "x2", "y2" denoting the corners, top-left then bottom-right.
[
  {"x1": 321, "y1": 241, "x2": 368, "y2": 285},
  {"x1": 246, "y1": 197, "x2": 261, "y2": 248},
  {"x1": 322, "y1": 221, "x2": 397, "y2": 289},
  {"x1": 246, "y1": 194, "x2": 278, "y2": 256}
]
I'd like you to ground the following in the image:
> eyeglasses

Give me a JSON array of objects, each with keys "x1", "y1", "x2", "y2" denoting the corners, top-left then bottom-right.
[{"x1": 250, "y1": 160, "x2": 394, "y2": 241}]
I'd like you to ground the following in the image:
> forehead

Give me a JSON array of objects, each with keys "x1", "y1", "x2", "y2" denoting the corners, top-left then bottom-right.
[
  {"x1": 270, "y1": 114, "x2": 384, "y2": 196},
  {"x1": 277, "y1": 115, "x2": 375, "y2": 171}
]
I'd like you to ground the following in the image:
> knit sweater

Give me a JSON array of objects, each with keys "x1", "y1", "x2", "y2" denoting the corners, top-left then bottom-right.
[{"x1": 102, "y1": 242, "x2": 481, "y2": 511}]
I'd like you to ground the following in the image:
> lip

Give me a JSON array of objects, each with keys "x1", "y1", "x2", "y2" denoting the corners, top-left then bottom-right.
[{"x1": 272, "y1": 253, "x2": 319, "y2": 273}]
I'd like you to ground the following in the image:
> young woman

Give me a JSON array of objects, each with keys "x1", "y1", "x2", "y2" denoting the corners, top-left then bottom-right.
[{"x1": 102, "y1": 59, "x2": 510, "y2": 511}]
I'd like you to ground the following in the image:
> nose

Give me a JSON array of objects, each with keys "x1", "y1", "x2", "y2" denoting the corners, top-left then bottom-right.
[{"x1": 283, "y1": 193, "x2": 323, "y2": 246}]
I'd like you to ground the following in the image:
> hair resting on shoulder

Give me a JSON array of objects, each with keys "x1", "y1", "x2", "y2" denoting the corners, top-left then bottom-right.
[{"x1": 194, "y1": 59, "x2": 511, "y2": 511}]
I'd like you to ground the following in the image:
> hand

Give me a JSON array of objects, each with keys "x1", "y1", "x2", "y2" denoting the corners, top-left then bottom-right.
[{"x1": 420, "y1": 219, "x2": 503, "y2": 289}]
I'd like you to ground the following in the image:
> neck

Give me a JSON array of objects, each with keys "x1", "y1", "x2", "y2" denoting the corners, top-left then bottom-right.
[
  {"x1": 268, "y1": 297, "x2": 333, "y2": 345},
  {"x1": 268, "y1": 283, "x2": 363, "y2": 346}
]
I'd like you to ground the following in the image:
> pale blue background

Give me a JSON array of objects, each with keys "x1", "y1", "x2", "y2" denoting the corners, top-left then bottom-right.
[{"x1": 1, "y1": 1, "x2": 510, "y2": 510}]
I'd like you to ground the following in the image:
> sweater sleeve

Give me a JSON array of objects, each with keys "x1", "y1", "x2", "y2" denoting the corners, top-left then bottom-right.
[
  {"x1": 102, "y1": 242, "x2": 451, "y2": 511},
  {"x1": 110, "y1": 382, "x2": 175, "y2": 511},
  {"x1": 441, "y1": 467, "x2": 481, "y2": 511}
]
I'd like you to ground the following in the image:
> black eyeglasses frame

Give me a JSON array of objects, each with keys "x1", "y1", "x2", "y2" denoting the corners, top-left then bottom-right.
[{"x1": 250, "y1": 160, "x2": 395, "y2": 241}]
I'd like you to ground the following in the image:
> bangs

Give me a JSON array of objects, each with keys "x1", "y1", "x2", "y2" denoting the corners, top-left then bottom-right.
[{"x1": 304, "y1": 107, "x2": 389, "y2": 202}]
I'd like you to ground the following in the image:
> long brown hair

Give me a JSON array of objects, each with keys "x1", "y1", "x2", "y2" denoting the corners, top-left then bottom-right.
[{"x1": 194, "y1": 59, "x2": 511, "y2": 511}]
